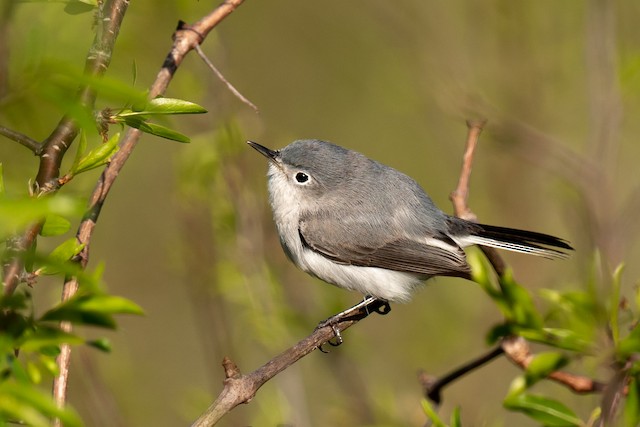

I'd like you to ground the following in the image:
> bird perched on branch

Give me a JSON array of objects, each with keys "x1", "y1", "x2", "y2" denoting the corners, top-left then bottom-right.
[{"x1": 249, "y1": 139, "x2": 572, "y2": 303}]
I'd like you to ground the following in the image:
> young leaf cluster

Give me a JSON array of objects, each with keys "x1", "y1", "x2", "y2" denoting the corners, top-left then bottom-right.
[{"x1": 433, "y1": 248, "x2": 640, "y2": 427}]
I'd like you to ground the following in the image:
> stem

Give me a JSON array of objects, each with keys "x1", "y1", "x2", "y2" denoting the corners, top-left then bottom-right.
[
  {"x1": 50, "y1": 0, "x2": 246, "y2": 421},
  {"x1": 0, "y1": 125, "x2": 41, "y2": 153}
]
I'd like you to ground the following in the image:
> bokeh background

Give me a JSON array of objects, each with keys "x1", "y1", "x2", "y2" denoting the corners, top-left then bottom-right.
[{"x1": 2, "y1": 1, "x2": 639, "y2": 425}]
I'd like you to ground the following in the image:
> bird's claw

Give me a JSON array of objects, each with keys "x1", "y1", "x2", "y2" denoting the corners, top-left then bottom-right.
[
  {"x1": 318, "y1": 325, "x2": 343, "y2": 353},
  {"x1": 372, "y1": 300, "x2": 391, "y2": 315},
  {"x1": 316, "y1": 297, "x2": 391, "y2": 353}
]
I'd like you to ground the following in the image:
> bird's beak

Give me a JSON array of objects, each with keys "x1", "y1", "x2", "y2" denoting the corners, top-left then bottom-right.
[{"x1": 247, "y1": 141, "x2": 280, "y2": 163}]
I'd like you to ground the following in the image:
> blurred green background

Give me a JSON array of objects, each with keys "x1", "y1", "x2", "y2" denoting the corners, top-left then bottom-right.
[{"x1": 2, "y1": 0, "x2": 639, "y2": 425}]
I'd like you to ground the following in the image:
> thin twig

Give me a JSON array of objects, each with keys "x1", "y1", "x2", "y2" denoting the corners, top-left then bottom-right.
[
  {"x1": 191, "y1": 299, "x2": 389, "y2": 427},
  {"x1": 0, "y1": 125, "x2": 41, "y2": 153},
  {"x1": 51, "y1": 0, "x2": 247, "y2": 421},
  {"x1": 419, "y1": 345, "x2": 505, "y2": 404},
  {"x1": 502, "y1": 336, "x2": 606, "y2": 394},
  {"x1": 429, "y1": 119, "x2": 603, "y2": 411},
  {"x1": 449, "y1": 119, "x2": 486, "y2": 222},
  {"x1": 194, "y1": 43, "x2": 259, "y2": 113},
  {"x1": 49, "y1": 0, "x2": 130, "y2": 421},
  {"x1": 449, "y1": 119, "x2": 508, "y2": 277}
]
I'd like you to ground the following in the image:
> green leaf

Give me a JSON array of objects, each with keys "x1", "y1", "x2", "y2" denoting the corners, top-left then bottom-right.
[
  {"x1": 506, "y1": 375, "x2": 527, "y2": 399},
  {"x1": 0, "y1": 382, "x2": 82, "y2": 427},
  {"x1": 36, "y1": 238, "x2": 85, "y2": 275},
  {"x1": 498, "y1": 270, "x2": 542, "y2": 328},
  {"x1": 41, "y1": 308, "x2": 116, "y2": 329},
  {"x1": 524, "y1": 352, "x2": 569, "y2": 386},
  {"x1": 26, "y1": 361, "x2": 42, "y2": 384},
  {"x1": 516, "y1": 327, "x2": 590, "y2": 352},
  {"x1": 504, "y1": 393, "x2": 582, "y2": 426},
  {"x1": 420, "y1": 399, "x2": 447, "y2": 427},
  {"x1": 0, "y1": 195, "x2": 83, "y2": 239},
  {"x1": 64, "y1": 0, "x2": 96, "y2": 15},
  {"x1": 485, "y1": 323, "x2": 514, "y2": 344},
  {"x1": 0, "y1": 293, "x2": 29, "y2": 311},
  {"x1": 449, "y1": 406, "x2": 462, "y2": 427},
  {"x1": 40, "y1": 214, "x2": 71, "y2": 237},
  {"x1": 67, "y1": 294, "x2": 144, "y2": 316},
  {"x1": 610, "y1": 264, "x2": 625, "y2": 346},
  {"x1": 118, "y1": 97, "x2": 207, "y2": 116},
  {"x1": 467, "y1": 247, "x2": 495, "y2": 293},
  {"x1": 71, "y1": 132, "x2": 120, "y2": 175},
  {"x1": 624, "y1": 377, "x2": 640, "y2": 427},
  {"x1": 120, "y1": 117, "x2": 191, "y2": 143},
  {"x1": 40, "y1": 294, "x2": 143, "y2": 329},
  {"x1": 38, "y1": 355, "x2": 60, "y2": 377},
  {"x1": 69, "y1": 129, "x2": 88, "y2": 176},
  {"x1": 19, "y1": 326, "x2": 84, "y2": 352},
  {"x1": 619, "y1": 325, "x2": 640, "y2": 361},
  {"x1": 87, "y1": 338, "x2": 112, "y2": 353},
  {"x1": 44, "y1": 62, "x2": 147, "y2": 107}
]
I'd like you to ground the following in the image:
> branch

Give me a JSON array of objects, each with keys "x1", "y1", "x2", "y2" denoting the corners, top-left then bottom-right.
[
  {"x1": 191, "y1": 299, "x2": 389, "y2": 427},
  {"x1": 51, "y1": 0, "x2": 247, "y2": 420},
  {"x1": 449, "y1": 119, "x2": 508, "y2": 276},
  {"x1": 419, "y1": 345, "x2": 504, "y2": 405},
  {"x1": 427, "y1": 120, "x2": 603, "y2": 408},
  {"x1": 502, "y1": 336, "x2": 605, "y2": 394},
  {"x1": 2, "y1": 0, "x2": 129, "y2": 296},
  {"x1": 0, "y1": 125, "x2": 41, "y2": 153},
  {"x1": 449, "y1": 119, "x2": 485, "y2": 222},
  {"x1": 194, "y1": 42, "x2": 258, "y2": 113}
]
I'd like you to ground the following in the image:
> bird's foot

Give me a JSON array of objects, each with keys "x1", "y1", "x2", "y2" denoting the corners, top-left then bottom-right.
[{"x1": 316, "y1": 296, "x2": 391, "y2": 352}]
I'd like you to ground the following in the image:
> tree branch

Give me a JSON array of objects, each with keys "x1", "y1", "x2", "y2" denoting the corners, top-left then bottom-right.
[
  {"x1": 194, "y1": 43, "x2": 258, "y2": 113},
  {"x1": 51, "y1": 0, "x2": 247, "y2": 420},
  {"x1": 449, "y1": 119, "x2": 485, "y2": 222},
  {"x1": 2, "y1": 0, "x2": 129, "y2": 297},
  {"x1": 0, "y1": 125, "x2": 41, "y2": 153},
  {"x1": 502, "y1": 336, "x2": 605, "y2": 394},
  {"x1": 191, "y1": 299, "x2": 389, "y2": 427},
  {"x1": 424, "y1": 119, "x2": 604, "y2": 410},
  {"x1": 419, "y1": 345, "x2": 504, "y2": 405}
]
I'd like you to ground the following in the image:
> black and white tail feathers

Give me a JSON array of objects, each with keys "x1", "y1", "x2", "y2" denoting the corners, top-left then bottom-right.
[{"x1": 453, "y1": 221, "x2": 573, "y2": 259}]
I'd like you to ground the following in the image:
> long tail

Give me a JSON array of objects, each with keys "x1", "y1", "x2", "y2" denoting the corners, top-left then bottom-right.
[{"x1": 455, "y1": 222, "x2": 573, "y2": 260}]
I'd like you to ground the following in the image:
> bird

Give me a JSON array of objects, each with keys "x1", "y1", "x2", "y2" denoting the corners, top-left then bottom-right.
[{"x1": 248, "y1": 139, "x2": 572, "y2": 304}]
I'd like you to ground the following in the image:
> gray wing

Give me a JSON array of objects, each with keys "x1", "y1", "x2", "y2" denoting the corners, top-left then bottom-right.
[{"x1": 299, "y1": 212, "x2": 471, "y2": 278}]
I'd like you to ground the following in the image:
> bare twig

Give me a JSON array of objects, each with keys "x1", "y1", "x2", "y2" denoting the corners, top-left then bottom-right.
[
  {"x1": 426, "y1": 119, "x2": 603, "y2": 410},
  {"x1": 0, "y1": 125, "x2": 41, "y2": 153},
  {"x1": 449, "y1": 119, "x2": 508, "y2": 277},
  {"x1": 191, "y1": 299, "x2": 389, "y2": 427},
  {"x1": 194, "y1": 42, "x2": 259, "y2": 113},
  {"x1": 419, "y1": 345, "x2": 504, "y2": 405},
  {"x1": 51, "y1": 0, "x2": 247, "y2": 420},
  {"x1": 449, "y1": 119, "x2": 485, "y2": 222},
  {"x1": 502, "y1": 336, "x2": 605, "y2": 394}
]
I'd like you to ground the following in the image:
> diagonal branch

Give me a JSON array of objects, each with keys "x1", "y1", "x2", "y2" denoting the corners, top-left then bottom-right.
[
  {"x1": 194, "y1": 43, "x2": 258, "y2": 113},
  {"x1": 502, "y1": 336, "x2": 605, "y2": 394},
  {"x1": 190, "y1": 299, "x2": 389, "y2": 427},
  {"x1": 424, "y1": 119, "x2": 604, "y2": 409},
  {"x1": 0, "y1": 125, "x2": 41, "y2": 153},
  {"x1": 51, "y1": 0, "x2": 247, "y2": 420},
  {"x1": 450, "y1": 119, "x2": 508, "y2": 276},
  {"x1": 2, "y1": 0, "x2": 129, "y2": 296},
  {"x1": 419, "y1": 345, "x2": 505, "y2": 405}
]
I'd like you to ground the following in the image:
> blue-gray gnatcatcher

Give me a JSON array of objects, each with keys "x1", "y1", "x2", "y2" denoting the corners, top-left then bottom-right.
[{"x1": 248, "y1": 139, "x2": 572, "y2": 303}]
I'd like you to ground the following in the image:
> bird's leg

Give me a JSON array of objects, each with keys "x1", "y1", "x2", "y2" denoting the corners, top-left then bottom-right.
[{"x1": 316, "y1": 296, "x2": 391, "y2": 350}]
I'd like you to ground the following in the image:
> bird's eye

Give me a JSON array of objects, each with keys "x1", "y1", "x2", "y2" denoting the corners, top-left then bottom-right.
[{"x1": 295, "y1": 172, "x2": 309, "y2": 184}]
